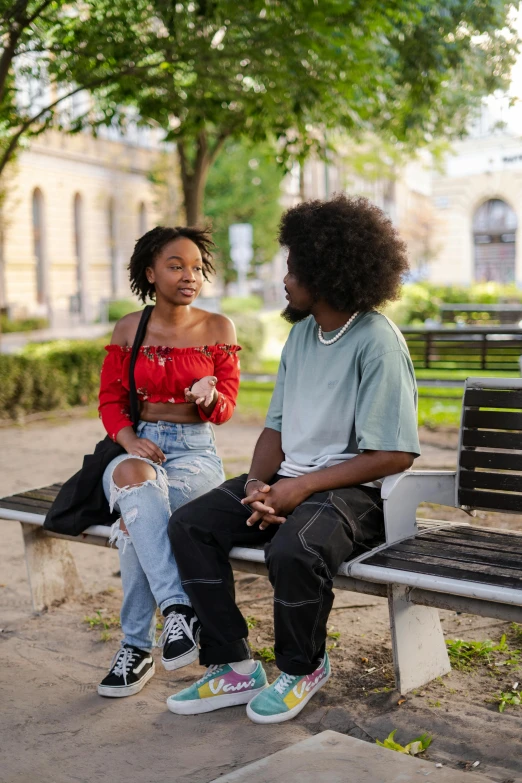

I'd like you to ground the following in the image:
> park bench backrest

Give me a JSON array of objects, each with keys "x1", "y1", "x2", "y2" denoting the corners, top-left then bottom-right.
[{"x1": 457, "y1": 376, "x2": 522, "y2": 513}]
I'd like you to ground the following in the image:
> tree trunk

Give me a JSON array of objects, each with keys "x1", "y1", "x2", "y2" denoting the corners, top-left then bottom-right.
[
  {"x1": 177, "y1": 130, "x2": 228, "y2": 225},
  {"x1": 183, "y1": 162, "x2": 210, "y2": 226}
]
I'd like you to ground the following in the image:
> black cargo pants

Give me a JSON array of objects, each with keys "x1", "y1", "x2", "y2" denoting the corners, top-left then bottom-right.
[{"x1": 168, "y1": 473, "x2": 384, "y2": 676}]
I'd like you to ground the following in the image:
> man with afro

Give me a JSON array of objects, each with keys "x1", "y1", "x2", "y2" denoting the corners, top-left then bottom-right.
[{"x1": 167, "y1": 194, "x2": 420, "y2": 723}]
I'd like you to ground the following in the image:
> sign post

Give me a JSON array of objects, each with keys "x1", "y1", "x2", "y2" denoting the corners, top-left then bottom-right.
[{"x1": 229, "y1": 223, "x2": 253, "y2": 297}]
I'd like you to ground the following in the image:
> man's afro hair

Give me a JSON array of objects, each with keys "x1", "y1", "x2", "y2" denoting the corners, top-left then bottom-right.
[{"x1": 278, "y1": 193, "x2": 409, "y2": 312}]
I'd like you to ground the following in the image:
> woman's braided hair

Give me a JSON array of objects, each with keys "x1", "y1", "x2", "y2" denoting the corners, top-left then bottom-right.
[{"x1": 129, "y1": 225, "x2": 215, "y2": 303}]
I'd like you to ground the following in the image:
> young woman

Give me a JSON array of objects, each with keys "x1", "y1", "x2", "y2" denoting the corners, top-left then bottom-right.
[{"x1": 97, "y1": 225, "x2": 240, "y2": 697}]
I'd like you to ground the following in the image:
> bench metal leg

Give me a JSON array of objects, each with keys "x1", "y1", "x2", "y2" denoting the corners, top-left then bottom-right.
[
  {"x1": 388, "y1": 584, "x2": 451, "y2": 694},
  {"x1": 21, "y1": 523, "x2": 83, "y2": 613}
]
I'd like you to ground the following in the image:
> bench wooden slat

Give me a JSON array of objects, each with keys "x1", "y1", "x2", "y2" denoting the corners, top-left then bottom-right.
[
  {"x1": 394, "y1": 538, "x2": 522, "y2": 569},
  {"x1": 460, "y1": 470, "x2": 522, "y2": 493},
  {"x1": 464, "y1": 409, "x2": 522, "y2": 431},
  {"x1": 366, "y1": 551, "x2": 522, "y2": 590},
  {"x1": 0, "y1": 498, "x2": 53, "y2": 514},
  {"x1": 460, "y1": 450, "x2": 522, "y2": 471},
  {"x1": 0, "y1": 484, "x2": 62, "y2": 518},
  {"x1": 459, "y1": 488, "x2": 522, "y2": 512},
  {"x1": 17, "y1": 489, "x2": 60, "y2": 502},
  {"x1": 420, "y1": 528, "x2": 522, "y2": 556},
  {"x1": 464, "y1": 388, "x2": 522, "y2": 409},
  {"x1": 462, "y1": 429, "x2": 522, "y2": 450}
]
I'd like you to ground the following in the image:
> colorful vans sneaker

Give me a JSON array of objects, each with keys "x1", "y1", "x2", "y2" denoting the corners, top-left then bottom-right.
[
  {"x1": 167, "y1": 662, "x2": 267, "y2": 715},
  {"x1": 246, "y1": 653, "x2": 330, "y2": 724}
]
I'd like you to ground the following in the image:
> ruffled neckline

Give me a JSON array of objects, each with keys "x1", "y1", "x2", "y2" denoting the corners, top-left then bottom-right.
[{"x1": 105, "y1": 343, "x2": 241, "y2": 354}]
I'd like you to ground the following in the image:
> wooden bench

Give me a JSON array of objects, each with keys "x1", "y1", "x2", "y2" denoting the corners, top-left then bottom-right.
[
  {"x1": 402, "y1": 326, "x2": 522, "y2": 372},
  {"x1": 440, "y1": 302, "x2": 522, "y2": 326},
  {"x1": 2, "y1": 376, "x2": 522, "y2": 694}
]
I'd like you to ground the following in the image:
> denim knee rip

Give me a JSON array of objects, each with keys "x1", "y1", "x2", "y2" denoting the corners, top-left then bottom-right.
[
  {"x1": 108, "y1": 456, "x2": 170, "y2": 552},
  {"x1": 169, "y1": 457, "x2": 204, "y2": 497}
]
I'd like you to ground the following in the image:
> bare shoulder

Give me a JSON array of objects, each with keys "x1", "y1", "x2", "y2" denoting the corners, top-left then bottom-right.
[
  {"x1": 196, "y1": 310, "x2": 237, "y2": 345},
  {"x1": 110, "y1": 311, "x2": 142, "y2": 346}
]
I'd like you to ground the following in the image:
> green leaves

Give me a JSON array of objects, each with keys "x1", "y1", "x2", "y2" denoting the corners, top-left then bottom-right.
[
  {"x1": 252, "y1": 646, "x2": 276, "y2": 663},
  {"x1": 445, "y1": 635, "x2": 518, "y2": 672},
  {"x1": 376, "y1": 729, "x2": 432, "y2": 756},
  {"x1": 204, "y1": 138, "x2": 283, "y2": 283},
  {"x1": 494, "y1": 690, "x2": 522, "y2": 713},
  {"x1": 1, "y1": 0, "x2": 518, "y2": 222}
]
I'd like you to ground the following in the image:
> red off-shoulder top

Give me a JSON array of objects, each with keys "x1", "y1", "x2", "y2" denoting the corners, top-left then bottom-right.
[{"x1": 98, "y1": 344, "x2": 241, "y2": 441}]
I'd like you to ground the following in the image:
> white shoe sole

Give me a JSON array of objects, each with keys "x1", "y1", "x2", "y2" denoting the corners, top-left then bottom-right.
[
  {"x1": 161, "y1": 645, "x2": 199, "y2": 672},
  {"x1": 97, "y1": 663, "x2": 155, "y2": 698},
  {"x1": 246, "y1": 671, "x2": 331, "y2": 724},
  {"x1": 167, "y1": 684, "x2": 267, "y2": 715}
]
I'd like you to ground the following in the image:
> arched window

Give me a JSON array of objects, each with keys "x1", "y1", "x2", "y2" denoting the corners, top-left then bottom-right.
[
  {"x1": 473, "y1": 199, "x2": 517, "y2": 283},
  {"x1": 73, "y1": 193, "x2": 84, "y2": 314},
  {"x1": 138, "y1": 201, "x2": 147, "y2": 236},
  {"x1": 32, "y1": 188, "x2": 46, "y2": 304},
  {"x1": 108, "y1": 198, "x2": 117, "y2": 296}
]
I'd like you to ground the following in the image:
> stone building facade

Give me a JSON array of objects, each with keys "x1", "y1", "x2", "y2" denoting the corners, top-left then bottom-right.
[
  {"x1": 1, "y1": 129, "x2": 167, "y2": 325},
  {"x1": 430, "y1": 133, "x2": 522, "y2": 286}
]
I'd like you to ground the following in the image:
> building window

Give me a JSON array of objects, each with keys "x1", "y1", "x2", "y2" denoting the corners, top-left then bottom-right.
[
  {"x1": 473, "y1": 199, "x2": 517, "y2": 283},
  {"x1": 73, "y1": 193, "x2": 84, "y2": 314},
  {"x1": 108, "y1": 198, "x2": 117, "y2": 296},
  {"x1": 32, "y1": 188, "x2": 45, "y2": 304},
  {"x1": 138, "y1": 202, "x2": 147, "y2": 236}
]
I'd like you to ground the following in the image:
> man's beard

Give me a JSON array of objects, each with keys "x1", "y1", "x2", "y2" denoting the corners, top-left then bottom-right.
[{"x1": 281, "y1": 304, "x2": 312, "y2": 324}]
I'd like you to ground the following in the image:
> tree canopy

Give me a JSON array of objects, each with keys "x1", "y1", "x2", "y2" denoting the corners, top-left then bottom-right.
[
  {"x1": 0, "y1": 0, "x2": 518, "y2": 225},
  {"x1": 96, "y1": 0, "x2": 517, "y2": 222},
  {"x1": 0, "y1": 0, "x2": 161, "y2": 177}
]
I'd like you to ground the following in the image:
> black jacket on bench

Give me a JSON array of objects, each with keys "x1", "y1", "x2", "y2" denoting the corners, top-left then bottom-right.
[{"x1": 44, "y1": 306, "x2": 152, "y2": 537}]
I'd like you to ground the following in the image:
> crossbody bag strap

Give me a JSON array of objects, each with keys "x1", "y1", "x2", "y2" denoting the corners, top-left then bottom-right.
[{"x1": 128, "y1": 305, "x2": 154, "y2": 428}]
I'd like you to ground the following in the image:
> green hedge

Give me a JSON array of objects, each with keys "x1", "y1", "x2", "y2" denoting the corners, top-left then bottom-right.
[
  {"x1": 233, "y1": 313, "x2": 264, "y2": 372},
  {"x1": 0, "y1": 313, "x2": 264, "y2": 419},
  {"x1": 384, "y1": 282, "x2": 522, "y2": 326},
  {"x1": 0, "y1": 315, "x2": 49, "y2": 333},
  {"x1": 0, "y1": 339, "x2": 106, "y2": 420},
  {"x1": 107, "y1": 299, "x2": 143, "y2": 322}
]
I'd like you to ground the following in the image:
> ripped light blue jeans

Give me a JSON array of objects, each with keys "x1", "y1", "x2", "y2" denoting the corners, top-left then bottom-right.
[{"x1": 102, "y1": 420, "x2": 225, "y2": 652}]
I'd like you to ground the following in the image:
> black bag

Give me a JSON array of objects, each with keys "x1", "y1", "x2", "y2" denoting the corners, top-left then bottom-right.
[{"x1": 44, "y1": 305, "x2": 153, "y2": 536}]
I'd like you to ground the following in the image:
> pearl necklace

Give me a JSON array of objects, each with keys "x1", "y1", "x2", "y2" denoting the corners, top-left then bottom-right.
[{"x1": 317, "y1": 312, "x2": 359, "y2": 345}]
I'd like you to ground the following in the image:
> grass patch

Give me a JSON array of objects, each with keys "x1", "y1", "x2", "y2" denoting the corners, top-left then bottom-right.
[
  {"x1": 236, "y1": 381, "x2": 274, "y2": 419},
  {"x1": 84, "y1": 610, "x2": 120, "y2": 642},
  {"x1": 237, "y1": 379, "x2": 465, "y2": 428},
  {"x1": 491, "y1": 690, "x2": 522, "y2": 713},
  {"x1": 418, "y1": 397, "x2": 461, "y2": 428},
  {"x1": 446, "y1": 635, "x2": 519, "y2": 671},
  {"x1": 253, "y1": 646, "x2": 276, "y2": 663},
  {"x1": 258, "y1": 358, "x2": 280, "y2": 375},
  {"x1": 246, "y1": 616, "x2": 258, "y2": 629},
  {"x1": 415, "y1": 369, "x2": 517, "y2": 381},
  {"x1": 511, "y1": 623, "x2": 522, "y2": 644}
]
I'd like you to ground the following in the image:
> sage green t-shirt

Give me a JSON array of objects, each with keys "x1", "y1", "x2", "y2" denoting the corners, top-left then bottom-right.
[{"x1": 265, "y1": 311, "x2": 420, "y2": 484}]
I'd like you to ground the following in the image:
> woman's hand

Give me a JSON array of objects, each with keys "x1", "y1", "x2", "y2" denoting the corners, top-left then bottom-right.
[
  {"x1": 116, "y1": 427, "x2": 165, "y2": 463},
  {"x1": 184, "y1": 376, "x2": 218, "y2": 407}
]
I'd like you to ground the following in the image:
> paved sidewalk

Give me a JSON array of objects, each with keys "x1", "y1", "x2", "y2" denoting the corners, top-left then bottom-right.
[{"x1": 0, "y1": 323, "x2": 110, "y2": 353}]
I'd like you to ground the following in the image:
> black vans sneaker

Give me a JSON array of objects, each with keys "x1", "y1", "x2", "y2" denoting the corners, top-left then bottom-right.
[
  {"x1": 158, "y1": 606, "x2": 201, "y2": 671},
  {"x1": 98, "y1": 645, "x2": 155, "y2": 698}
]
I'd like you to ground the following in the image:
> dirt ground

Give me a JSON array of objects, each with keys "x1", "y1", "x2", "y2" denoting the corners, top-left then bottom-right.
[{"x1": 1, "y1": 413, "x2": 522, "y2": 783}]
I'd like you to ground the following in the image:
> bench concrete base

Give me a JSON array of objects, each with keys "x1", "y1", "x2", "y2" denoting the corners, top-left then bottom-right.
[
  {"x1": 22, "y1": 522, "x2": 83, "y2": 612},
  {"x1": 210, "y1": 730, "x2": 483, "y2": 783},
  {"x1": 389, "y1": 584, "x2": 451, "y2": 693}
]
